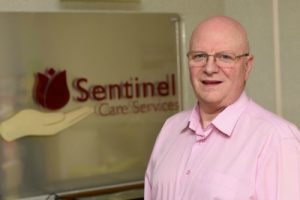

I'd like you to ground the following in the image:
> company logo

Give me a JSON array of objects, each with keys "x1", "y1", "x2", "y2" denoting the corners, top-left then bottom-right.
[
  {"x1": 33, "y1": 67, "x2": 179, "y2": 115},
  {"x1": 33, "y1": 68, "x2": 70, "y2": 110}
]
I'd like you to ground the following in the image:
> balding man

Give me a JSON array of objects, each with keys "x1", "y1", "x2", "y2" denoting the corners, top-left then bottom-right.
[{"x1": 144, "y1": 16, "x2": 300, "y2": 200}]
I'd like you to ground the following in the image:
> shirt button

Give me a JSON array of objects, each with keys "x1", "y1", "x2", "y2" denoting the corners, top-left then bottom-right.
[{"x1": 186, "y1": 170, "x2": 191, "y2": 175}]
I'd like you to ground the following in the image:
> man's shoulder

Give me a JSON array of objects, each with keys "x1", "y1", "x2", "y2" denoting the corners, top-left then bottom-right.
[
  {"x1": 246, "y1": 100, "x2": 293, "y2": 126},
  {"x1": 245, "y1": 99, "x2": 300, "y2": 140}
]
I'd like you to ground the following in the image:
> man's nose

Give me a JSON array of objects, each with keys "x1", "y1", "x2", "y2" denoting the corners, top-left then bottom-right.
[{"x1": 203, "y1": 56, "x2": 219, "y2": 74}]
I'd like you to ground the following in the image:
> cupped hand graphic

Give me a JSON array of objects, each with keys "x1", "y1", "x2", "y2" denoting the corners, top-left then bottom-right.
[{"x1": 0, "y1": 106, "x2": 94, "y2": 142}]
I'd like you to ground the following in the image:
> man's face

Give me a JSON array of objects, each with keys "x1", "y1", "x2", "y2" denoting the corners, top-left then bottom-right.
[{"x1": 188, "y1": 20, "x2": 253, "y2": 112}]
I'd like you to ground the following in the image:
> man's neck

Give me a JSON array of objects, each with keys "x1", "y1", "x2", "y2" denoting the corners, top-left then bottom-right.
[{"x1": 199, "y1": 105, "x2": 225, "y2": 129}]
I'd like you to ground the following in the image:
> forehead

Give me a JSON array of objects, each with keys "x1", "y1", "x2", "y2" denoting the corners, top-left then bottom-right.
[{"x1": 190, "y1": 18, "x2": 248, "y2": 52}]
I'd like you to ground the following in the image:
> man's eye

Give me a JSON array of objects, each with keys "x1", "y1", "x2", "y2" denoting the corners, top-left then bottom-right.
[
  {"x1": 218, "y1": 53, "x2": 234, "y2": 60},
  {"x1": 192, "y1": 53, "x2": 207, "y2": 60}
]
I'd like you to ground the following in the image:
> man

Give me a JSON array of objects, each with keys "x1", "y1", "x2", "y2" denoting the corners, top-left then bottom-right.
[{"x1": 144, "y1": 16, "x2": 300, "y2": 200}]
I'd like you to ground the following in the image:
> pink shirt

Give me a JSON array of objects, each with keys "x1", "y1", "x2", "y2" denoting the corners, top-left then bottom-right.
[{"x1": 145, "y1": 92, "x2": 300, "y2": 200}]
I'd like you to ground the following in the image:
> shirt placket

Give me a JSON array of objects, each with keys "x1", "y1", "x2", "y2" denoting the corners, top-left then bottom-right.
[{"x1": 179, "y1": 128, "x2": 212, "y2": 199}]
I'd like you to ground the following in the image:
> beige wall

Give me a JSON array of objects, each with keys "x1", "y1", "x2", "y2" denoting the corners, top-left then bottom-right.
[
  {"x1": 225, "y1": 0, "x2": 300, "y2": 126},
  {"x1": 280, "y1": 0, "x2": 300, "y2": 126},
  {"x1": 225, "y1": 0, "x2": 276, "y2": 113},
  {"x1": 0, "y1": 0, "x2": 299, "y2": 126}
]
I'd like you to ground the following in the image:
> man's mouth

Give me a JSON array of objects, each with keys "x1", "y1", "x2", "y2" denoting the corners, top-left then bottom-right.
[{"x1": 201, "y1": 80, "x2": 222, "y2": 85}]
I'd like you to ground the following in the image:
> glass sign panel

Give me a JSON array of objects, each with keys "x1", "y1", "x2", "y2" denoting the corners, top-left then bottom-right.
[{"x1": 0, "y1": 12, "x2": 181, "y2": 199}]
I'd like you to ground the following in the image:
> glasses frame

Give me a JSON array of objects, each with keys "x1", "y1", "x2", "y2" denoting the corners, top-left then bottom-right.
[{"x1": 187, "y1": 51, "x2": 249, "y2": 67}]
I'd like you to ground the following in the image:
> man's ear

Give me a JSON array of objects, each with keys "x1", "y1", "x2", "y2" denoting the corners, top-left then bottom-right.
[{"x1": 244, "y1": 54, "x2": 254, "y2": 80}]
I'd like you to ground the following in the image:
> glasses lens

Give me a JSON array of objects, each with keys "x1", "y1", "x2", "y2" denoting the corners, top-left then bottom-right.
[
  {"x1": 188, "y1": 52, "x2": 207, "y2": 67},
  {"x1": 189, "y1": 52, "x2": 207, "y2": 61},
  {"x1": 215, "y1": 52, "x2": 235, "y2": 64}
]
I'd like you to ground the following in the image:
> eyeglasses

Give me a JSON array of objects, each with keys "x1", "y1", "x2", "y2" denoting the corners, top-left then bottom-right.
[{"x1": 187, "y1": 51, "x2": 249, "y2": 68}]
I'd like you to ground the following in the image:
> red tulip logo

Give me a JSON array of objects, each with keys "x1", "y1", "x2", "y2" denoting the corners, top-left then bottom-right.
[{"x1": 33, "y1": 68, "x2": 70, "y2": 110}]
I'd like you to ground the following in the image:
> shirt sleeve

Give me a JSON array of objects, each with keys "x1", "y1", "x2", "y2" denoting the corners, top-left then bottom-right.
[
  {"x1": 256, "y1": 136, "x2": 300, "y2": 199},
  {"x1": 144, "y1": 160, "x2": 153, "y2": 200}
]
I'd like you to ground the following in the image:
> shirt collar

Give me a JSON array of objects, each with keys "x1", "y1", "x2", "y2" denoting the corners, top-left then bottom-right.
[
  {"x1": 187, "y1": 103, "x2": 201, "y2": 133},
  {"x1": 185, "y1": 92, "x2": 249, "y2": 137},
  {"x1": 212, "y1": 92, "x2": 249, "y2": 136}
]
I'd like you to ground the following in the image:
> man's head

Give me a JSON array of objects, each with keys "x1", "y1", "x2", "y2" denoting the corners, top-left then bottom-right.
[{"x1": 188, "y1": 16, "x2": 253, "y2": 114}]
